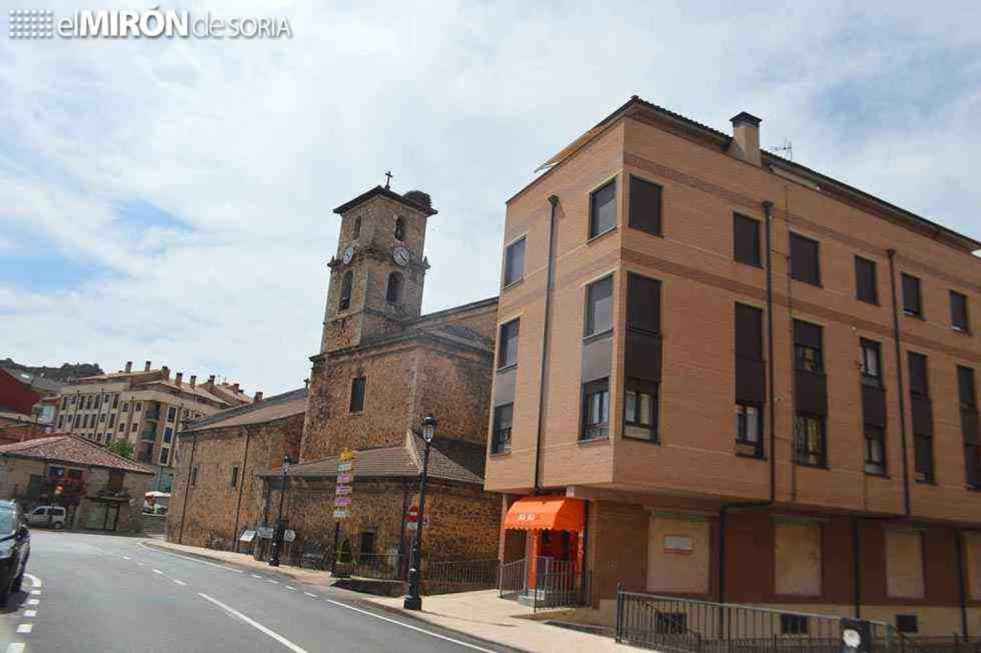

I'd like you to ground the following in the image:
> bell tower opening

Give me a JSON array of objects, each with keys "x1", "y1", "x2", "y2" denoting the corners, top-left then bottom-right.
[{"x1": 320, "y1": 183, "x2": 437, "y2": 353}]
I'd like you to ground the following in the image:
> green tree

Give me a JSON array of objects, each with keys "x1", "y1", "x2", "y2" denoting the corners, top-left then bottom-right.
[{"x1": 107, "y1": 439, "x2": 134, "y2": 460}]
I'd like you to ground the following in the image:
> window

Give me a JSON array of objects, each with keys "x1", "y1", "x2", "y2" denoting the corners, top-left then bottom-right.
[
  {"x1": 959, "y1": 366, "x2": 980, "y2": 488},
  {"x1": 733, "y1": 213, "x2": 761, "y2": 266},
  {"x1": 581, "y1": 378, "x2": 610, "y2": 440},
  {"x1": 58, "y1": 416, "x2": 64, "y2": 429},
  {"x1": 359, "y1": 531, "x2": 376, "y2": 557},
  {"x1": 99, "y1": 413, "x2": 106, "y2": 423},
  {"x1": 339, "y1": 271, "x2": 353, "y2": 311},
  {"x1": 589, "y1": 179, "x2": 617, "y2": 237},
  {"x1": 624, "y1": 378, "x2": 658, "y2": 441},
  {"x1": 908, "y1": 352, "x2": 929, "y2": 398},
  {"x1": 855, "y1": 256, "x2": 878, "y2": 304},
  {"x1": 793, "y1": 321, "x2": 823, "y2": 373},
  {"x1": 627, "y1": 273, "x2": 660, "y2": 334},
  {"x1": 865, "y1": 425, "x2": 886, "y2": 475},
  {"x1": 386, "y1": 272, "x2": 403, "y2": 304},
  {"x1": 584, "y1": 276, "x2": 614, "y2": 337},
  {"x1": 73, "y1": 415, "x2": 80, "y2": 428},
  {"x1": 349, "y1": 376, "x2": 366, "y2": 413},
  {"x1": 122, "y1": 402, "x2": 129, "y2": 412},
  {"x1": 789, "y1": 233, "x2": 821, "y2": 286},
  {"x1": 108, "y1": 414, "x2": 115, "y2": 428},
  {"x1": 951, "y1": 290, "x2": 969, "y2": 332},
  {"x1": 902, "y1": 274, "x2": 922, "y2": 317},
  {"x1": 135, "y1": 402, "x2": 142, "y2": 412},
  {"x1": 628, "y1": 176, "x2": 662, "y2": 236},
  {"x1": 780, "y1": 614, "x2": 808, "y2": 636},
  {"x1": 159, "y1": 447, "x2": 170, "y2": 465},
  {"x1": 860, "y1": 339, "x2": 882, "y2": 386},
  {"x1": 736, "y1": 403, "x2": 762, "y2": 446},
  {"x1": 908, "y1": 352, "x2": 933, "y2": 483},
  {"x1": 167, "y1": 406, "x2": 177, "y2": 422},
  {"x1": 191, "y1": 465, "x2": 198, "y2": 486},
  {"x1": 498, "y1": 320, "x2": 519, "y2": 369},
  {"x1": 108, "y1": 470, "x2": 123, "y2": 492},
  {"x1": 163, "y1": 427, "x2": 173, "y2": 444},
  {"x1": 394, "y1": 216, "x2": 406, "y2": 241},
  {"x1": 896, "y1": 615, "x2": 918, "y2": 634},
  {"x1": 131, "y1": 423, "x2": 137, "y2": 432},
  {"x1": 230, "y1": 465, "x2": 239, "y2": 488},
  {"x1": 503, "y1": 237, "x2": 526, "y2": 287},
  {"x1": 794, "y1": 413, "x2": 826, "y2": 467},
  {"x1": 352, "y1": 215, "x2": 361, "y2": 239},
  {"x1": 491, "y1": 404, "x2": 513, "y2": 454}
]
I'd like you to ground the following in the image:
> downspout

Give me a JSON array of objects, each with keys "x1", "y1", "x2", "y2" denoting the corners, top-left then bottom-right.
[
  {"x1": 532, "y1": 195, "x2": 560, "y2": 494},
  {"x1": 232, "y1": 425, "x2": 254, "y2": 551},
  {"x1": 886, "y1": 249, "x2": 912, "y2": 517},
  {"x1": 718, "y1": 200, "x2": 777, "y2": 607},
  {"x1": 852, "y1": 517, "x2": 862, "y2": 618},
  {"x1": 177, "y1": 432, "x2": 198, "y2": 544},
  {"x1": 956, "y1": 529, "x2": 968, "y2": 637}
]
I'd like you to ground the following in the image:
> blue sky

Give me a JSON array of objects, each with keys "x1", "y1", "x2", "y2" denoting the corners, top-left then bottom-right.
[{"x1": 1, "y1": 1, "x2": 979, "y2": 393}]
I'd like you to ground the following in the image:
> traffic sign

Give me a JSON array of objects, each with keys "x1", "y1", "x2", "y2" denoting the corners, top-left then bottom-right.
[
  {"x1": 334, "y1": 496, "x2": 352, "y2": 507},
  {"x1": 336, "y1": 485, "x2": 352, "y2": 496},
  {"x1": 336, "y1": 462, "x2": 353, "y2": 473},
  {"x1": 333, "y1": 509, "x2": 349, "y2": 519},
  {"x1": 406, "y1": 506, "x2": 430, "y2": 530},
  {"x1": 336, "y1": 473, "x2": 353, "y2": 484}
]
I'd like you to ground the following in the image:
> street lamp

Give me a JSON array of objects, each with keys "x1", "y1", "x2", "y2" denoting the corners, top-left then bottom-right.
[
  {"x1": 268, "y1": 454, "x2": 293, "y2": 567},
  {"x1": 404, "y1": 414, "x2": 436, "y2": 610}
]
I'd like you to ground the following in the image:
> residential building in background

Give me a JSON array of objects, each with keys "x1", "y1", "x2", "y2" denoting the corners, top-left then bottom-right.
[
  {"x1": 486, "y1": 97, "x2": 981, "y2": 636},
  {"x1": 51, "y1": 361, "x2": 251, "y2": 491},
  {"x1": 0, "y1": 367, "x2": 63, "y2": 418}
]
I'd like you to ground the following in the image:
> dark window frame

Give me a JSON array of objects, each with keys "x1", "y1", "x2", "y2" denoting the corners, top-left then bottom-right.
[
  {"x1": 491, "y1": 403, "x2": 513, "y2": 454},
  {"x1": 623, "y1": 377, "x2": 659, "y2": 443},
  {"x1": 860, "y1": 339, "x2": 882, "y2": 387},
  {"x1": 794, "y1": 412, "x2": 827, "y2": 468},
  {"x1": 588, "y1": 179, "x2": 617, "y2": 239},
  {"x1": 780, "y1": 614, "x2": 809, "y2": 636},
  {"x1": 736, "y1": 402, "x2": 764, "y2": 453},
  {"x1": 584, "y1": 275, "x2": 614, "y2": 338},
  {"x1": 789, "y1": 232, "x2": 822, "y2": 287},
  {"x1": 230, "y1": 465, "x2": 239, "y2": 488},
  {"x1": 854, "y1": 255, "x2": 878, "y2": 305},
  {"x1": 503, "y1": 237, "x2": 526, "y2": 287},
  {"x1": 394, "y1": 216, "x2": 406, "y2": 241},
  {"x1": 349, "y1": 376, "x2": 366, "y2": 414},
  {"x1": 352, "y1": 215, "x2": 361, "y2": 240},
  {"x1": 951, "y1": 290, "x2": 970, "y2": 333},
  {"x1": 386, "y1": 271, "x2": 403, "y2": 305},
  {"x1": 864, "y1": 424, "x2": 886, "y2": 476},
  {"x1": 627, "y1": 175, "x2": 663, "y2": 237},
  {"x1": 339, "y1": 270, "x2": 353, "y2": 311},
  {"x1": 733, "y1": 213, "x2": 762, "y2": 267},
  {"x1": 498, "y1": 319, "x2": 520, "y2": 369},
  {"x1": 902, "y1": 273, "x2": 923, "y2": 318},
  {"x1": 580, "y1": 378, "x2": 610, "y2": 441}
]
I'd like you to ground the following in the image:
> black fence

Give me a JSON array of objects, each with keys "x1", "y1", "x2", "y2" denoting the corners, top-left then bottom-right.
[
  {"x1": 497, "y1": 557, "x2": 591, "y2": 611},
  {"x1": 425, "y1": 558, "x2": 499, "y2": 591},
  {"x1": 615, "y1": 589, "x2": 901, "y2": 652},
  {"x1": 898, "y1": 637, "x2": 981, "y2": 653}
]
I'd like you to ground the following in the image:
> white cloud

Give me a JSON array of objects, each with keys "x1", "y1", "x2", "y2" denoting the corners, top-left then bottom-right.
[{"x1": 1, "y1": 1, "x2": 979, "y2": 393}]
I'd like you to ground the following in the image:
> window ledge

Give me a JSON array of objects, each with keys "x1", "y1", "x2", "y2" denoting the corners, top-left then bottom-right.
[
  {"x1": 735, "y1": 260, "x2": 764, "y2": 270},
  {"x1": 628, "y1": 225, "x2": 663, "y2": 239},
  {"x1": 790, "y1": 277, "x2": 823, "y2": 289},
  {"x1": 915, "y1": 479, "x2": 936, "y2": 486},
  {"x1": 578, "y1": 436, "x2": 610, "y2": 447},
  {"x1": 794, "y1": 461, "x2": 830, "y2": 470},
  {"x1": 903, "y1": 311, "x2": 925, "y2": 320},
  {"x1": 952, "y1": 327, "x2": 971, "y2": 336},
  {"x1": 736, "y1": 451, "x2": 766, "y2": 461},
  {"x1": 623, "y1": 434, "x2": 660, "y2": 446},
  {"x1": 496, "y1": 364, "x2": 518, "y2": 374},
  {"x1": 489, "y1": 449, "x2": 512, "y2": 458},
  {"x1": 502, "y1": 278, "x2": 524, "y2": 292},
  {"x1": 586, "y1": 226, "x2": 617, "y2": 245},
  {"x1": 583, "y1": 328, "x2": 614, "y2": 344},
  {"x1": 966, "y1": 485, "x2": 981, "y2": 492},
  {"x1": 864, "y1": 472, "x2": 891, "y2": 479}
]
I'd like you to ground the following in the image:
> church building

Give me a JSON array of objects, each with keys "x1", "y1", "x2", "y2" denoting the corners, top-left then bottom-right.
[{"x1": 263, "y1": 183, "x2": 501, "y2": 567}]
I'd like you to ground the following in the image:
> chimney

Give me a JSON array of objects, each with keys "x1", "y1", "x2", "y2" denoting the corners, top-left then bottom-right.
[
  {"x1": 232, "y1": 382, "x2": 240, "y2": 393},
  {"x1": 208, "y1": 375, "x2": 216, "y2": 385},
  {"x1": 304, "y1": 378, "x2": 310, "y2": 389},
  {"x1": 161, "y1": 365, "x2": 170, "y2": 379},
  {"x1": 729, "y1": 112, "x2": 762, "y2": 166},
  {"x1": 254, "y1": 391, "x2": 264, "y2": 402},
  {"x1": 125, "y1": 361, "x2": 132, "y2": 373},
  {"x1": 190, "y1": 375, "x2": 197, "y2": 388},
  {"x1": 176, "y1": 372, "x2": 183, "y2": 386},
  {"x1": 144, "y1": 361, "x2": 151, "y2": 372}
]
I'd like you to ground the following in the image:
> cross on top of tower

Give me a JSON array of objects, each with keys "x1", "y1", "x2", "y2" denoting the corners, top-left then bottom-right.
[{"x1": 384, "y1": 171, "x2": 393, "y2": 189}]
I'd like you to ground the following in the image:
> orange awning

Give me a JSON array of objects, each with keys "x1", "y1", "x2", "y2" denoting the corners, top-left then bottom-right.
[{"x1": 504, "y1": 497, "x2": 585, "y2": 532}]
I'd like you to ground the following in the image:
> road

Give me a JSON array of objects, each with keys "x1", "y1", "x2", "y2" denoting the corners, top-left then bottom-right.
[{"x1": 0, "y1": 530, "x2": 510, "y2": 653}]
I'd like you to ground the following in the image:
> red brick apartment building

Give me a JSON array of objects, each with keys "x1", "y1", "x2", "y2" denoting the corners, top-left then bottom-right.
[{"x1": 485, "y1": 97, "x2": 981, "y2": 635}]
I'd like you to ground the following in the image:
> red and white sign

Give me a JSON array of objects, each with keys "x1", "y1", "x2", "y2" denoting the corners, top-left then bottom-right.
[{"x1": 406, "y1": 506, "x2": 430, "y2": 531}]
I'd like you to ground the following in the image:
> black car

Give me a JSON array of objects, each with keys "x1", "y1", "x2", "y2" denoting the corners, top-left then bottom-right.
[{"x1": 0, "y1": 501, "x2": 30, "y2": 605}]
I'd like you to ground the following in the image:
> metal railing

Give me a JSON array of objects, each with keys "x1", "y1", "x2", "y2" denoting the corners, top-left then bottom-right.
[
  {"x1": 499, "y1": 558, "x2": 527, "y2": 600},
  {"x1": 342, "y1": 553, "x2": 408, "y2": 581},
  {"x1": 497, "y1": 557, "x2": 590, "y2": 611},
  {"x1": 898, "y1": 637, "x2": 981, "y2": 652},
  {"x1": 425, "y1": 558, "x2": 499, "y2": 589},
  {"x1": 615, "y1": 589, "x2": 901, "y2": 652}
]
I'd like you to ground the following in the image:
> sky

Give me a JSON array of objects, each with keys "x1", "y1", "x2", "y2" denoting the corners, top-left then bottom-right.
[{"x1": 1, "y1": 1, "x2": 980, "y2": 395}]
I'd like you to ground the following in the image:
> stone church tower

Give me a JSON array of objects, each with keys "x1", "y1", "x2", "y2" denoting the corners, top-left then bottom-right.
[{"x1": 321, "y1": 186, "x2": 437, "y2": 353}]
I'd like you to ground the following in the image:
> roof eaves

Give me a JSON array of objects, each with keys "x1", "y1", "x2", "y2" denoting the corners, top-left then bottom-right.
[{"x1": 333, "y1": 186, "x2": 438, "y2": 217}]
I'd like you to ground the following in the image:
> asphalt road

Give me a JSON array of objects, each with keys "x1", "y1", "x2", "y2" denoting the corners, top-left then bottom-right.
[{"x1": 0, "y1": 530, "x2": 510, "y2": 653}]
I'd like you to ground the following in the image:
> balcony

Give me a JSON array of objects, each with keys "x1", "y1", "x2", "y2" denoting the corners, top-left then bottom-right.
[{"x1": 141, "y1": 426, "x2": 158, "y2": 442}]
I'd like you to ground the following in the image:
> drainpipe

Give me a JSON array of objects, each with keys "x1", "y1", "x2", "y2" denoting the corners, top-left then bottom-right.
[
  {"x1": 886, "y1": 249, "x2": 912, "y2": 517},
  {"x1": 532, "y1": 195, "x2": 560, "y2": 494},
  {"x1": 177, "y1": 432, "x2": 198, "y2": 544},
  {"x1": 718, "y1": 200, "x2": 778, "y2": 607},
  {"x1": 231, "y1": 425, "x2": 254, "y2": 551},
  {"x1": 956, "y1": 529, "x2": 968, "y2": 637},
  {"x1": 852, "y1": 517, "x2": 862, "y2": 618}
]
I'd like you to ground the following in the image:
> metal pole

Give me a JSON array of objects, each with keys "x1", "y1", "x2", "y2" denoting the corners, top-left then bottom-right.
[
  {"x1": 269, "y1": 458, "x2": 289, "y2": 567},
  {"x1": 331, "y1": 521, "x2": 340, "y2": 575},
  {"x1": 403, "y1": 437, "x2": 432, "y2": 610}
]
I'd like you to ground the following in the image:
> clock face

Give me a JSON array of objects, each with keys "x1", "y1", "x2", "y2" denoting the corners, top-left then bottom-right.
[
  {"x1": 393, "y1": 246, "x2": 410, "y2": 267},
  {"x1": 342, "y1": 245, "x2": 356, "y2": 265}
]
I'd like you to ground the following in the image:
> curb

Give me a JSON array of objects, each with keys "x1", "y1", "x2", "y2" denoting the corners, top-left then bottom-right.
[
  {"x1": 140, "y1": 540, "x2": 333, "y2": 585},
  {"x1": 351, "y1": 598, "x2": 532, "y2": 653}
]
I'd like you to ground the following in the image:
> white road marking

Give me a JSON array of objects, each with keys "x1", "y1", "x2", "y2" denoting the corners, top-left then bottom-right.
[
  {"x1": 137, "y1": 542, "x2": 244, "y2": 574},
  {"x1": 15, "y1": 624, "x2": 31, "y2": 634},
  {"x1": 137, "y1": 562, "x2": 145, "y2": 566},
  {"x1": 5, "y1": 643, "x2": 24, "y2": 653},
  {"x1": 152, "y1": 569, "x2": 163, "y2": 575},
  {"x1": 251, "y1": 574, "x2": 263, "y2": 579},
  {"x1": 285, "y1": 585, "x2": 296, "y2": 591},
  {"x1": 173, "y1": 579, "x2": 187, "y2": 586},
  {"x1": 198, "y1": 593, "x2": 308, "y2": 653},
  {"x1": 303, "y1": 592, "x2": 317, "y2": 598},
  {"x1": 26, "y1": 599, "x2": 38, "y2": 606},
  {"x1": 23, "y1": 574, "x2": 41, "y2": 588},
  {"x1": 266, "y1": 579, "x2": 278, "y2": 584},
  {"x1": 324, "y1": 599, "x2": 497, "y2": 653},
  {"x1": 29, "y1": 590, "x2": 40, "y2": 595},
  {"x1": 23, "y1": 610, "x2": 36, "y2": 618},
  {"x1": 123, "y1": 556, "x2": 132, "y2": 560}
]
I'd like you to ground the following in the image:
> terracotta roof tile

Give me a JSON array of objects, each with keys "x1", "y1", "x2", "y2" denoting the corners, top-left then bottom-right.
[{"x1": 0, "y1": 434, "x2": 155, "y2": 474}]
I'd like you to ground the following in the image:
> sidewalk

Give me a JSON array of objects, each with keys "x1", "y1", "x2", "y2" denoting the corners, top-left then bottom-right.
[
  {"x1": 142, "y1": 539, "x2": 334, "y2": 589},
  {"x1": 362, "y1": 590, "x2": 639, "y2": 653}
]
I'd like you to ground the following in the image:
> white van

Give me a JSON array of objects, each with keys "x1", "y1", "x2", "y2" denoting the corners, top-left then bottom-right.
[{"x1": 26, "y1": 505, "x2": 67, "y2": 529}]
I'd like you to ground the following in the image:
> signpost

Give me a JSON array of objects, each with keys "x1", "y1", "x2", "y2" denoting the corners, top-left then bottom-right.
[
  {"x1": 331, "y1": 449, "x2": 356, "y2": 575},
  {"x1": 405, "y1": 505, "x2": 430, "y2": 531}
]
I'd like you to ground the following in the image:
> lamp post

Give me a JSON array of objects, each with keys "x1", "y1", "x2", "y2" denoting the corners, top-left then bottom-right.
[
  {"x1": 268, "y1": 454, "x2": 292, "y2": 567},
  {"x1": 403, "y1": 414, "x2": 436, "y2": 611}
]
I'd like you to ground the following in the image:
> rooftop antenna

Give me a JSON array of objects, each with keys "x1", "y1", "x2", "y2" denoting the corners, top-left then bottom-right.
[{"x1": 768, "y1": 139, "x2": 793, "y2": 161}]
